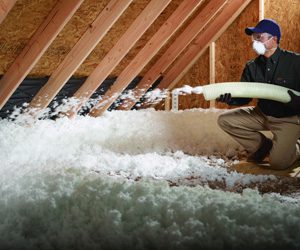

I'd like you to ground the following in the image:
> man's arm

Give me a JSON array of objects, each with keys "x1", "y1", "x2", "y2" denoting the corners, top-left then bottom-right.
[
  {"x1": 218, "y1": 66, "x2": 253, "y2": 106},
  {"x1": 284, "y1": 54, "x2": 300, "y2": 114},
  {"x1": 230, "y1": 66, "x2": 253, "y2": 105},
  {"x1": 285, "y1": 91, "x2": 300, "y2": 114}
]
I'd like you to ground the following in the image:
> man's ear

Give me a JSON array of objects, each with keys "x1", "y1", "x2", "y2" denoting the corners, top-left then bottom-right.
[{"x1": 273, "y1": 36, "x2": 279, "y2": 44}]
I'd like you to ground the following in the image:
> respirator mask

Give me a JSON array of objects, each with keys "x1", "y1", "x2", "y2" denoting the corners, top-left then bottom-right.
[{"x1": 252, "y1": 33, "x2": 274, "y2": 55}]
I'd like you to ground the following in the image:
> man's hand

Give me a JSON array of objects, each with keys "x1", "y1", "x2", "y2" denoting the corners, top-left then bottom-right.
[
  {"x1": 286, "y1": 90, "x2": 300, "y2": 113},
  {"x1": 216, "y1": 93, "x2": 232, "y2": 104}
]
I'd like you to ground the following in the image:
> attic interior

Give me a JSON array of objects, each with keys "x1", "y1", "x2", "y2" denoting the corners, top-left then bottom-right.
[
  {"x1": 0, "y1": 0, "x2": 297, "y2": 118},
  {"x1": 0, "y1": 0, "x2": 300, "y2": 249}
]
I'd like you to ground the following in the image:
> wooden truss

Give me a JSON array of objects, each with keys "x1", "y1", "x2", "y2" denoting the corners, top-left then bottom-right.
[
  {"x1": 0, "y1": 0, "x2": 254, "y2": 115},
  {"x1": 0, "y1": 0, "x2": 16, "y2": 24},
  {"x1": 0, "y1": 0, "x2": 84, "y2": 109}
]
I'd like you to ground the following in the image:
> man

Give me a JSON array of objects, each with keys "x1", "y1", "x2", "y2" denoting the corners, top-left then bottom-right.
[{"x1": 217, "y1": 19, "x2": 300, "y2": 169}]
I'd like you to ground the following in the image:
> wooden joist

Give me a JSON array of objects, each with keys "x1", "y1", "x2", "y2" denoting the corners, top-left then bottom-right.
[
  {"x1": 0, "y1": 0, "x2": 84, "y2": 109},
  {"x1": 67, "y1": 0, "x2": 172, "y2": 117},
  {"x1": 116, "y1": 0, "x2": 227, "y2": 110},
  {"x1": 0, "y1": 0, "x2": 16, "y2": 25},
  {"x1": 89, "y1": 0, "x2": 204, "y2": 117},
  {"x1": 209, "y1": 42, "x2": 216, "y2": 108},
  {"x1": 29, "y1": 0, "x2": 133, "y2": 109},
  {"x1": 157, "y1": 0, "x2": 252, "y2": 91},
  {"x1": 259, "y1": 0, "x2": 264, "y2": 20}
]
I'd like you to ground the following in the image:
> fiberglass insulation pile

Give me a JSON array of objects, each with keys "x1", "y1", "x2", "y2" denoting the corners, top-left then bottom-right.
[{"x1": 0, "y1": 108, "x2": 300, "y2": 250}]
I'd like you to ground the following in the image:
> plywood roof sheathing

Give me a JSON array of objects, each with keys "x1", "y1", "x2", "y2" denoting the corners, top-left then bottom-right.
[
  {"x1": 0, "y1": 0, "x2": 16, "y2": 24},
  {"x1": 89, "y1": 0, "x2": 204, "y2": 116},
  {"x1": 158, "y1": 0, "x2": 252, "y2": 91},
  {"x1": 117, "y1": 0, "x2": 227, "y2": 110},
  {"x1": 0, "y1": 0, "x2": 84, "y2": 109},
  {"x1": 29, "y1": 0, "x2": 133, "y2": 109},
  {"x1": 67, "y1": 0, "x2": 172, "y2": 117}
]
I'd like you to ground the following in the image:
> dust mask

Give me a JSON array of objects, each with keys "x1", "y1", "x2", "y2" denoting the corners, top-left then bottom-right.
[
  {"x1": 252, "y1": 36, "x2": 273, "y2": 55},
  {"x1": 252, "y1": 41, "x2": 266, "y2": 55}
]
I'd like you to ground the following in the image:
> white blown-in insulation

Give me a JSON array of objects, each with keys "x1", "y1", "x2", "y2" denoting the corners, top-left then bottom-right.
[{"x1": 0, "y1": 108, "x2": 300, "y2": 249}]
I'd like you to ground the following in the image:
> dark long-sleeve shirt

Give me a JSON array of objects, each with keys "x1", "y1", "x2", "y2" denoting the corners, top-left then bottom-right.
[{"x1": 229, "y1": 47, "x2": 300, "y2": 118}]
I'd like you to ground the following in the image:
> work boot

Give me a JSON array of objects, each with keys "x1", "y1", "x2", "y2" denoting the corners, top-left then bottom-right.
[{"x1": 247, "y1": 138, "x2": 273, "y2": 163}]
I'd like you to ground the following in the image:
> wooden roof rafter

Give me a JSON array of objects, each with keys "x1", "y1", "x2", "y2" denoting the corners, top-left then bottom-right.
[
  {"x1": 29, "y1": 0, "x2": 133, "y2": 109},
  {"x1": 0, "y1": 0, "x2": 84, "y2": 109},
  {"x1": 116, "y1": 0, "x2": 228, "y2": 111},
  {"x1": 157, "y1": 0, "x2": 252, "y2": 93},
  {"x1": 0, "y1": 0, "x2": 17, "y2": 25},
  {"x1": 66, "y1": 0, "x2": 172, "y2": 117},
  {"x1": 88, "y1": 0, "x2": 204, "y2": 117}
]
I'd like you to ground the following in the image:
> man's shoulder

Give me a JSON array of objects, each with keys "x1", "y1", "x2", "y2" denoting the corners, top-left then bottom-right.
[
  {"x1": 279, "y1": 48, "x2": 300, "y2": 59},
  {"x1": 245, "y1": 58, "x2": 256, "y2": 66},
  {"x1": 245, "y1": 58, "x2": 259, "y2": 68}
]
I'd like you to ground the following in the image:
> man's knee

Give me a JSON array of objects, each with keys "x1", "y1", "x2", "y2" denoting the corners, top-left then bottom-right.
[
  {"x1": 217, "y1": 113, "x2": 230, "y2": 130},
  {"x1": 217, "y1": 113, "x2": 237, "y2": 132}
]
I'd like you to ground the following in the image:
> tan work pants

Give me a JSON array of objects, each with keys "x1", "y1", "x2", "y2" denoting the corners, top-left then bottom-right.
[{"x1": 218, "y1": 106, "x2": 300, "y2": 169}]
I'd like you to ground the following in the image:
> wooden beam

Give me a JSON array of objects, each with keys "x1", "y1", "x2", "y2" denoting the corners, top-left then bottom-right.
[
  {"x1": 209, "y1": 42, "x2": 216, "y2": 108},
  {"x1": 89, "y1": 0, "x2": 203, "y2": 116},
  {"x1": 67, "y1": 0, "x2": 172, "y2": 117},
  {"x1": 0, "y1": 0, "x2": 16, "y2": 24},
  {"x1": 0, "y1": 0, "x2": 84, "y2": 109},
  {"x1": 29, "y1": 0, "x2": 133, "y2": 109},
  {"x1": 259, "y1": 0, "x2": 264, "y2": 20},
  {"x1": 209, "y1": 42, "x2": 216, "y2": 84},
  {"x1": 157, "y1": 0, "x2": 252, "y2": 92},
  {"x1": 117, "y1": 0, "x2": 227, "y2": 110},
  {"x1": 165, "y1": 91, "x2": 171, "y2": 111}
]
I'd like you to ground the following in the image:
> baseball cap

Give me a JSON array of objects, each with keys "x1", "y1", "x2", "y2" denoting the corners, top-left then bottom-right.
[{"x1": 245, "y1": 19, "x2": 281, "y2": 43}]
